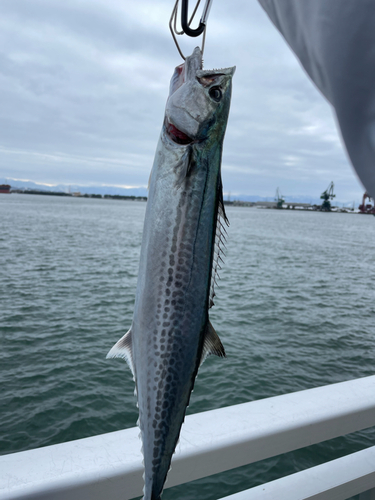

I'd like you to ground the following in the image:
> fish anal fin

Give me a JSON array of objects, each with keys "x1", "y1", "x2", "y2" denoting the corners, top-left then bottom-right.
[
  {"x1": 200, "y1": 321, "x2": 226, "y2": 365},
  {"x1": 106, "y1": 328, "x2": 135, "y2": 376}
]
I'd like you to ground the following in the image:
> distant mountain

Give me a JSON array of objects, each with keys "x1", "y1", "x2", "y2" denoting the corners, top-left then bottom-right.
[
  {"x1": 1, "y1": 177, "x2": 357, "y2": 206},
  {"x1": 225, "y1": 194, "x2": 360, "y2": 207},
  {"x1": 0, "y1": 178, "x2": 148, "y2": 198},
  {"x1": 1, "y1": 178, "x2": 53, "y2": 191},
  {"x1": 225, "y1": 193, "x2": 324, "y2": 205}
]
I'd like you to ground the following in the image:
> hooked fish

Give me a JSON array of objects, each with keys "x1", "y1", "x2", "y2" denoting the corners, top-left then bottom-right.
[{"x1": 107, "y1": 47, "x2": 235, "y2": 500}]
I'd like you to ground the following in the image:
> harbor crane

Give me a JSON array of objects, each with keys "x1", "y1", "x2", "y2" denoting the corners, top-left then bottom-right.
[
  {"x1": 320, "y1": 182, "x2": 335, "y2": 211},
  {"x1": 275, "y1": 188, "x2": 285, "y2": 209}
]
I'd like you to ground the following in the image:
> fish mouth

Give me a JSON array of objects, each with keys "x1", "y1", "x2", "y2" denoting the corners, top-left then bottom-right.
[{"x1": 166, "y1": 121, "x2": 194, "y2": 145}]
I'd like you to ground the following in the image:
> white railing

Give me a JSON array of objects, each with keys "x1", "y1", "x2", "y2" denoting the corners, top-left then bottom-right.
[{"x1": 2, "y1": 376, "x2": 375, "y2": 500}]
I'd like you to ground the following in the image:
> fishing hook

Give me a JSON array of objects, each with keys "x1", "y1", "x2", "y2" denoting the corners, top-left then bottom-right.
[{"x1": 169, "y1": 0, "x2": 213, "y2": 60}]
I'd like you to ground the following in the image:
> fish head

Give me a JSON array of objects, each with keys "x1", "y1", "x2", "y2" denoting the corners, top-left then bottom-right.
[{"x1": 165, "y1": 47, "x2": 235, "y2": 145}]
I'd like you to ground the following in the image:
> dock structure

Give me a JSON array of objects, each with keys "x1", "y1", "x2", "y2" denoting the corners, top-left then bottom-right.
[
  {"x1": 256, "y1": 201, "x2": 313, "y2": 209},
  {"x1": 2, "y1": 376, "x2": 375, "y2": 500},
  {"x1": 255, "y1": 201, "x2": 277, "y2": 208}
]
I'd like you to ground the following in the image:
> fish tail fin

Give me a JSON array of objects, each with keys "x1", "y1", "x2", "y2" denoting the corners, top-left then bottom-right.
[
  {"x1": 106, "y1": 328, "x2": 135, "y2": 376},
  {"x1": 200, "y1": 320, "x2": 226, "y2": 365}
]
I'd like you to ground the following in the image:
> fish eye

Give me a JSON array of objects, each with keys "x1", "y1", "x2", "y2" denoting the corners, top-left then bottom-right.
[{"x1": 209, "y1": 87, "x2": 222, "y2": 102}]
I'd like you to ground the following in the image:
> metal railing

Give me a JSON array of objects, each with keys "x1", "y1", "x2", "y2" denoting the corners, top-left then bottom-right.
[{"x1": 2, "y1": 376, "x2": 375, "y2": 500}]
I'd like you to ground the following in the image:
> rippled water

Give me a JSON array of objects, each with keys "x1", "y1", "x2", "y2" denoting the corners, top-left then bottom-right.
[{"x1": 1, "y1": 194, "x2": 375, "y2": 499}]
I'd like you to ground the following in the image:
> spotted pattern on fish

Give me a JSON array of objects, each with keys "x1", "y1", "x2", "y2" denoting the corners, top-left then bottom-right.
[{"x1": 143, "y1": 165, "x2": 210, "y2": 481}]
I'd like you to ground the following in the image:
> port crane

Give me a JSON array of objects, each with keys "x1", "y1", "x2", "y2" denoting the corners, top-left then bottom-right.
[
  {"x1": 320, "y1": 182, "x2": 335, "y2": 211},
  {"x1": 275, "y1": 188, "x2": 285, "y2": 209}
]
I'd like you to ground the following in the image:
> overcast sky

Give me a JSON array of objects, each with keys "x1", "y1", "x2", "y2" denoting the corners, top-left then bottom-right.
[{"x1": 0, "y1": 0, "x2": 365, "y2": 202}]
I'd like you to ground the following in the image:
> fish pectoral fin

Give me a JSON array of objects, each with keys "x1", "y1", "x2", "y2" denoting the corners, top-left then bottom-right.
[
  {"x1": 106, "y1": 328, "x2": 135, "y2": 376},
  {"x1": 200, "y1": 321, "x2": 226, "y2": 365},
  {"x1": 174, "y1": 146, "x2": 193, "y2": 186}
]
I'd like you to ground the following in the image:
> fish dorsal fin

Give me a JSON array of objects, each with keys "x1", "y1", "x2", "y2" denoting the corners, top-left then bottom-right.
[
  {"x1": 209, "y1": 175, "x2": 229, "y2": 309},
  {"x1": 200, "y1": 321, "x2": 226, "y2": 365},
  {"x1": 106, "y1": 328, "x2": 135, "y2": 376},
  {"x1": 217, "y1": 176, "x2": 229, "y2": 225}
]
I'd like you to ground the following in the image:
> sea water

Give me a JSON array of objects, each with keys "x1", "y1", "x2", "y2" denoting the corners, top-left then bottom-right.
[{"x1": 1, "y1": 194, "x2": 375, "y2": 500}]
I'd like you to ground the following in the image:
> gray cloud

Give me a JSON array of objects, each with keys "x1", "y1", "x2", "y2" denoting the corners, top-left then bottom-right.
[{"x1": 0, "y1": 0, "x2": 364, "y2": 202}]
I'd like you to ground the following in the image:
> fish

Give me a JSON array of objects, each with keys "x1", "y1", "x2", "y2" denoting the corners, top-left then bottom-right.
[{"x1": 107, "y1": 47, "x2": 235, "y2": 500}]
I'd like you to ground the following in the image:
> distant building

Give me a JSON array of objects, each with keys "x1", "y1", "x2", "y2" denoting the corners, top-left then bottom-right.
[
  {"x1": 284, "y1": 203, "x2": 312, "y2": 209},
  {"x1": 72, "y1": 192, "x2": 81, "y2": 197},
  {"x1": 255, "y1": 201, "x2": 313, "y2": 209},
  {"x1": 256, "y1": 201, "x2": 277, "y2": 208}
]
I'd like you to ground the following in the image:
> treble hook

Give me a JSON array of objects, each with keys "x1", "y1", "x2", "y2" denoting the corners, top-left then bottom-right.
[{"x1": 170, "y1": 0, "x2": 213, "y2": 59}]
